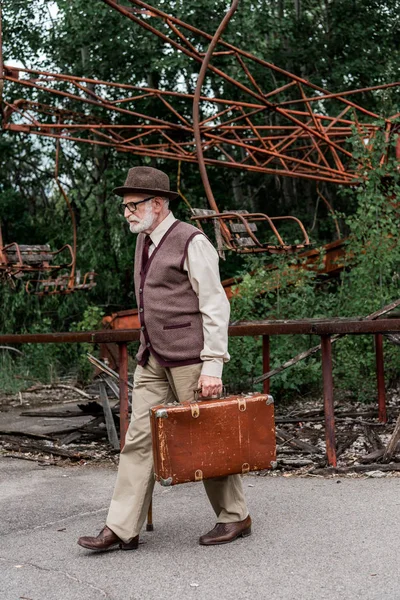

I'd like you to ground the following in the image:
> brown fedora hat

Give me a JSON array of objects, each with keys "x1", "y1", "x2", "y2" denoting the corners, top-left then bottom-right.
[{"x1": 113, "y1": 166, "x2": 179, "y2": 200}]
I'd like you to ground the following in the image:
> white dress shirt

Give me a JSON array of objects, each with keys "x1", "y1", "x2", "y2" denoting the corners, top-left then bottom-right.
[{"x1": 146, "y1": 211, "x2": 230, "y2": 378}]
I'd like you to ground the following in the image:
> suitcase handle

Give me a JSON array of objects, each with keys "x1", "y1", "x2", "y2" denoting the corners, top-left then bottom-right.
[{"x1": 193, "y1": 386, "x2": 226, "y2": 402}]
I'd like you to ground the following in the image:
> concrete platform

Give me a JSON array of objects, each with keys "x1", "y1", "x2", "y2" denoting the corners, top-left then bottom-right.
[{"x1": 1, "y1": 458, "x2": 400, "y2": 600}]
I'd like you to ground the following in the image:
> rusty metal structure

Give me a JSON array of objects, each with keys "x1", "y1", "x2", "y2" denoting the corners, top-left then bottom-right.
[
  {"x1": 0, "y1": 134, "x2": 96, "y2": 294},
  {"x1": 1, "y1": 1, "x2": 400, "y2": 254},
  {"x1": 0, "y1": 4, "x2": 96, "y2": 294},
  {"x1": 103, "y1": 0, "x2": 400, "y2": 181},
  {"x1": 0, "y1": 222, "x2": 96, "y2": 295}
]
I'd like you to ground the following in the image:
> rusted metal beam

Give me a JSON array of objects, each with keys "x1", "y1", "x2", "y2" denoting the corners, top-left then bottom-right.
[
  {"x1": 0, "y1": 330, "x2": 140, "y2": 345},
  {"x1": 262, "y1": 335, "x2": 270, "y2": 395},
  {"x1": 118, "y1": 342, "x2": 129, "y2": 450},
  {"x1": 375, "y1": 333, "x2": 387, "y2": 423},
  {"x1": 321, "y1": 335, "x2": 337, "y2": 467},
  {"x1": 2, "y1": 318, "x2": 400, "y2": 345},
  {"x1": 193, "y1": 0, "x2": 239, "y2": 214},
  {"x1": 228, "y1": 318, "x2": 400, "y2": 337},
  {"x1": 1, "y1": 62, "x2": 397, "y2": 188},
  {"x1": 1, "y1": 0, "x2": 399, "y2": 198}
]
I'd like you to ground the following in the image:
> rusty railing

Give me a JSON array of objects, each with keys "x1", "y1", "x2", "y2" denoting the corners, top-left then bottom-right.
[{"x1": 0, "y1": 317, "x2": 398, "y2": 466}]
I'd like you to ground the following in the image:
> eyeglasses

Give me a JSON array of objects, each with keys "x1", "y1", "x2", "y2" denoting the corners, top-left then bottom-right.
[{"x1": 120, "y1": 196, "x2": 155, "y2": 214}]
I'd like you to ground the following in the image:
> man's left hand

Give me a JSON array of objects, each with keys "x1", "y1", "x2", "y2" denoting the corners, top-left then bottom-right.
[{"x1": 197, "y1": 375, "x2": 223, "y2": 398}]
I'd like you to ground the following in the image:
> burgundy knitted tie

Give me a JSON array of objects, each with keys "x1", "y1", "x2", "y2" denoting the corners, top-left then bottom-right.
[{"x1": 141, "y1": 235, "x2": 152, "y2": 272}]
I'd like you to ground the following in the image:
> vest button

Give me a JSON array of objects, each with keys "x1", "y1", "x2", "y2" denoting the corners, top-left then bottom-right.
[
  {"x1": 141, "y1": 326, "x2": 145, "y2": 331},
  {"x1": 139, "y1": 288, "x2": 143, "y2": 293},
  {"x1": 139, "y1": 308, "x2": 144, "y2": 313},
  {"x1": 146, "y1": 343, "x2": 151, "y2": 348}
]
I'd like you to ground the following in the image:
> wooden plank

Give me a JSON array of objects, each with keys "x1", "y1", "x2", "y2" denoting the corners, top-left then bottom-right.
[
  {"x1": 312, "y1": 462, "x2": 400, "y2": 475},
  {"x1": 18, "y1": 245, "x2": 51, "y2": 251},
  {"x1": 99, "y1": 383, "x2": 120, "y2": 450},
  {"x1": 191, "y1": 208, "x2": 216, "y2": 216},
  {"x1": 229, "y1": 223, "x2": 257, "y2": 233},
  {"x1": 276, "y1": 428, "x2": 322, "y2": 454},
  {"x1": 234, "y1": 237, "x2": 256, "y2": 247},
  {"x1": 0, "y1": 435, "x2": 87, "y2": 459},
  {"x1": 382, "y1": 413, "x2": 400, "y2": 463},
  {"x1": 5, "y1": 253, "x2": 53, "y2": 265}
]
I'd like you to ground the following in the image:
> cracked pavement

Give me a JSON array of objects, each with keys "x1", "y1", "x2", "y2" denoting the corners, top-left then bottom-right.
[{"x1": 1, "y1": 459, "x2": 400, "y2": 600}]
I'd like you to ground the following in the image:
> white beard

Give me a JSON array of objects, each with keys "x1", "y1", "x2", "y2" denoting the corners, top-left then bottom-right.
[{"x1": 129, "y1": 203, "x2": 155, "y2": 234}]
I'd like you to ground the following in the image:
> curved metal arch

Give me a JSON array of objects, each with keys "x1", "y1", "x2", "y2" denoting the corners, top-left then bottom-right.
[{"x1": 193, "y1": 0, "x2": 239, "y2": 214}]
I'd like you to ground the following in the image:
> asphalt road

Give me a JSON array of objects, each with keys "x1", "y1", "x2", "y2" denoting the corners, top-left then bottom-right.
[{"x1": 1, "y1": 458, "x2": 400, "y2": 600}]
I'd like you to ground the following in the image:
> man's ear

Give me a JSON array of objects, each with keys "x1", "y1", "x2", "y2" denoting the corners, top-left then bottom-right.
[{"x1": 153, "y1": 196, "x2": 164, "y2": 211}]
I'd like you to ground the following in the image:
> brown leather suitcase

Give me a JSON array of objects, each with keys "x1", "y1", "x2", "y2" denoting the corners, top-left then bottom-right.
[{"x1": 150, "y1": 392, "x2": 276, "y2": 486}]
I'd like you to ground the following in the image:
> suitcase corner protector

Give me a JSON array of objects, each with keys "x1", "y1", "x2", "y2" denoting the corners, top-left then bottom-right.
[
  {"x1": 155, "y1": 408, "x2": 168, "y2": 418},
  {"x1": 159, "y1": 476, "x2": 173, "y2": 486},
  {"x1": 266, "y1": 395, "x2": 274, "y2": 405}
]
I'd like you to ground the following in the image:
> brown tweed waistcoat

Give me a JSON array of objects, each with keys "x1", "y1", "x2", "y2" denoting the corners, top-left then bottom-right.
[{"x1": 134, "y1": 220, "x2": 204, "y2": 367}]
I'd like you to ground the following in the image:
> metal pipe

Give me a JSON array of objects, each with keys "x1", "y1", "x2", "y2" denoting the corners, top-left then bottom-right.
[
  {"x1": 262, "y1": 335, "x2": 270, "y2": 394},
  {"x1": 4, "y1": 318, "x2": 400, "y2": 345},
  {"x1": 118, "y1": 342, "x2": 129, "y2": 450},
  {"x1": 375, "y1": 333, "x2": 387, "y2": 423},
  {"x1": 55, "y1": 140, "x2": 77, "y2": 289},
  {"x1": 321, "y1": 335, "x2": 337, "y2": 467},
  {"x1": 192, "y1": 0, "x2": 239, "y2": 213}
]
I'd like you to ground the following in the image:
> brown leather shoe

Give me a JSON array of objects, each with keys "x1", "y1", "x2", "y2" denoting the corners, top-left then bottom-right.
[
  {"x1": 199, "y1": 515, "x2": 252, "y2": 546},
  {"x1": 77, "y1": 526, "x2": 139, "y2": 551}
]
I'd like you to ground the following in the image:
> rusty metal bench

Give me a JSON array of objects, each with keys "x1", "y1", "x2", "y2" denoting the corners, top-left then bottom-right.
[
  {"x1": 25, "y1": 270, "x2": 96, "y2": 296},
  {"x1": 0, "y1": 242, "x2": 74, "y2": 273},
  {"x1": 191, "y1": 208, "x2": 310, "y2": 255}
]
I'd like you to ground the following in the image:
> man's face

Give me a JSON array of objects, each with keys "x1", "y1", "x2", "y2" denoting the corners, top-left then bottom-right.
[{"x1": 122, "y1": 193, "x2": 155, "y2": 234}]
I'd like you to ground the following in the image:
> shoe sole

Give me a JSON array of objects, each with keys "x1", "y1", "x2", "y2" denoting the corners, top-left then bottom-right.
[
  {"x1": 77, "y1": 540, "x2": 119, "y2": 551},
  {"x1": 120, "y1": 543, "x2": 139, "y2": 551},
  {"x1": 199, "y1": 527, "x2": 252, "y2": 546},
  {"x1": 77, "y1": 541, "x2": 138, "y2": 551}
]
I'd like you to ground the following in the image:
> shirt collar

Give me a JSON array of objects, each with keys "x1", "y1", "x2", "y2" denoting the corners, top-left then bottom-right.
[{"x1": 149, "y1": 211, "x2": 176, "y2": 247}]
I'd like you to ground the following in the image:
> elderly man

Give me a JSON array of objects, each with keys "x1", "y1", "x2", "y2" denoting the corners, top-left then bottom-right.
[{"x1": 78, "y1": 166, "x2": 250, "y2": 551}]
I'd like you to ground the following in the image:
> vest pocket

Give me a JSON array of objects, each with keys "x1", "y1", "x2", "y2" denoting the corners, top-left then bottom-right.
[{"x1": 163, "y1": 322, "x2": 191, "y2": 330}]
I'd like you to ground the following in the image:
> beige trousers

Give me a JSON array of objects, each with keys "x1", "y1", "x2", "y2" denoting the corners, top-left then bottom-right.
[{"x1": 106, "y1": 354, "x2": 248, "y2": 543}]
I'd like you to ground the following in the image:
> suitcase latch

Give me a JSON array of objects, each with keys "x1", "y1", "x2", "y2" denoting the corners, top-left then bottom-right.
[
  {"x1": 238, "y1": 398, "x2": 246, "y2": 411},
  {"x1": 190, "y1": 403, "x2": 200, "y2": 418},
  {"x1": 194, "y1": 469, "x2": 203, "y2": 481},
  {"x1": 242, "y1": 463, "x2": 250, "y2": 474}
]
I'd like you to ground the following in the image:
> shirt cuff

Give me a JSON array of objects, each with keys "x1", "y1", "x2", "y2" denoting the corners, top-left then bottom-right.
[{"x1": 200, "y1": 359, "x2": 224, "y2": 379}]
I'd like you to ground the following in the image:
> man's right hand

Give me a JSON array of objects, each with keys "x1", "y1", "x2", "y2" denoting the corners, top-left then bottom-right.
[{"x1": 197, "y1": 374, "x2": 223, "y2": 398}]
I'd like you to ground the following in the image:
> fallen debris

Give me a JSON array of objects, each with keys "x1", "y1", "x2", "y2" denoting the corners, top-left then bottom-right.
[
  {"x1": 310, "y1": 463, "x2": 400, "y2": 476},
  {"x1": 0, "y1": 435, "x2": 91, "y2": 460},
  {"x1": 276, "y1": 428, "x2": 322, "y2": 455},
  {"x1": 24, "y1": 384, "x2": 93, "y2": 399},
  {"x1": 2, "y1": 376, "x2": 400, "y2": 477},
  {"x1": 382, "y1": 413, "x2": 400, "y2": 463},
  {"x1": 99, "y1": 383, "x2": 119, "y2": 450}
]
